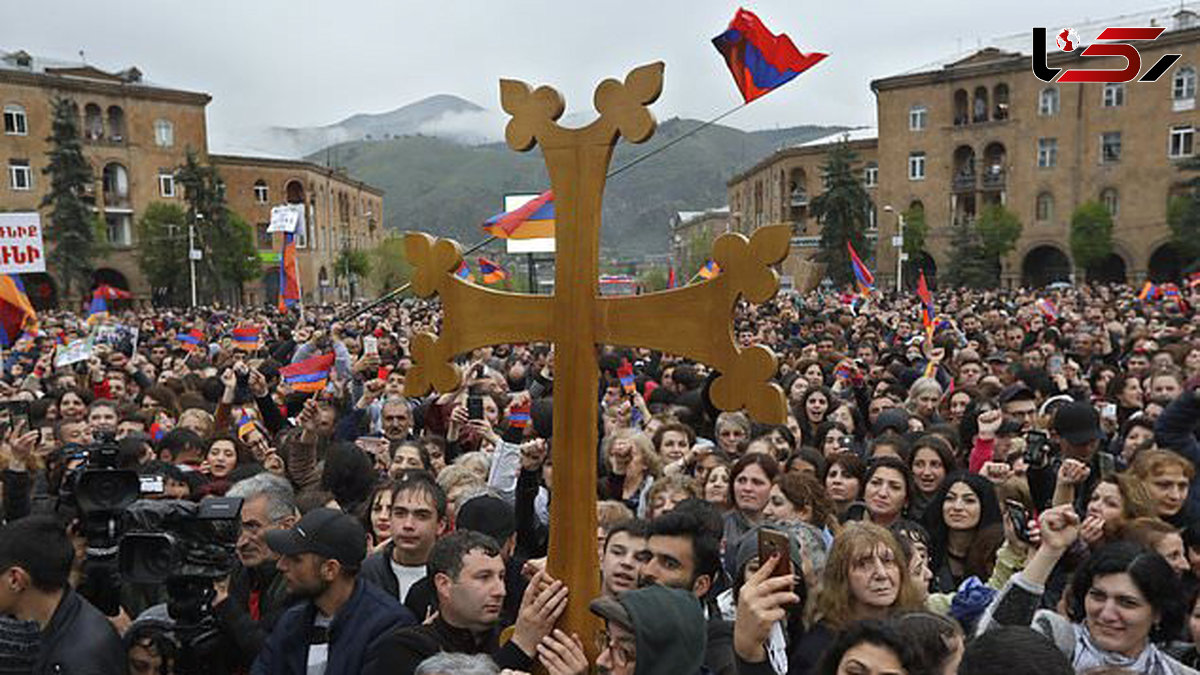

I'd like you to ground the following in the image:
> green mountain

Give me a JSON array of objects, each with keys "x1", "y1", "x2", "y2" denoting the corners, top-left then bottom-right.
[{"x1": 310, "y1": 118, "x2": 848, "y2": 255}]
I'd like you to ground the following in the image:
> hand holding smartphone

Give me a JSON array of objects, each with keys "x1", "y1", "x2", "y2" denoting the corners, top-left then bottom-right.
[{"x1": 757, "y1": 529, "x2": 792, "y2": 578}]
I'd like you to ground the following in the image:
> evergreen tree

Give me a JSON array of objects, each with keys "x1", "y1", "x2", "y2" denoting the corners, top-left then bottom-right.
[
  {"x1": 369, "y1": 235, "x2": 411, "y2": 293},
  {"x1": 810, "y1": 139, "x2": 872, "y2": 286},
  {"x1": 41, "y1": 97, "x2": 96, "y2": 300},
  {"x1": 1069, "y1": 201, "x2": 1114, "y2": 279},
  {"x1": 1168, "y1": 157, "x2": 1200, "y2": 262},
  {"x1": 943, "y1": 215, "x2": 990, "y2": 288},
  {"x1": 944, "y1": 205, "x2": 1022, "y2": 288},
  {"x1": 135, "y1": 203, "x2": 189, "y2": 305},
  {"x1": 176, "y1": 150, "x2": 260, "y2": 304}
]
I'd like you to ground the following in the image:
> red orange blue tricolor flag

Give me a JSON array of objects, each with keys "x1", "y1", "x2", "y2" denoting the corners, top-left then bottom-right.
[
  {"x1": 698, "y1": 260, "x2": 721, "y2": 280},
  {"x1": 281, "y1": 353, "x2": 335, "y2": 393},
  {"x1": 712, "y1": 8, "x2": 827, "y2": 103},
  {"x1": 847, "y1": 242, "x2": 874, "y2": 296},
  {"x1": 233, "y1": 326, "x2": 262, "y2": 352},
  {"x1": 277, "y1": 232, "x2": 300, "y2": 313},
  {"x1": 0, "y1": 275, "x2": 36, "y2": 348},
  {"x1": 478, "y1": 257, "x2": 508, "y2": 285},
  {"x1": 916, "y1": 270, "x2": 935, "y2": 338},
  {"x1": 483, "y1": 191, "x2": 555, "y2": 240}
]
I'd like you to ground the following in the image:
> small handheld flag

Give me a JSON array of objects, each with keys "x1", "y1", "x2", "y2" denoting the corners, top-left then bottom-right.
[
  {"x1": 712, "y1": 8, "x2": 828, "y2": 103},
  {"x1": 667, "y1": 267, "x2": 677, "y2": 289},
  {"x1": 699, "y1": 260, "x2": 721, "y2": 280},
  {"x1": 617, "y1": 360, "x2": 636, "y2": 395},
  {"x1": 483, "y1": 190, "x2": 555, "y2": 239},
  {"x1": 280, "y1": 353, "x2": 335, "y2": 393},
  {"x1": 455, "y1": 261, "x2": 474, "y2": 283},
  {"x1": 1138, "y1": 281, "x2": 1158, "y2": 302},
  {"x1": 232, "y1": 326, "x2": 262, "y2": 352},
  {"x1": 478, "y1": 257, "x2": 508, "y2": 284},
  {"x1": 847, "y1": 242, "x2": 875, "y2": 296},
  {"x1": 1035, "y1": 298, "x2": 1059, "y2": 321},
  {"x1": 916, "y1": 270, "x2": 935, "y2": 337},
  {"x1": 508, "y1": 400, "x2": 531, "y2": 430},
  {"x1": 175, "y1": 329, "x2": 205, "y2": 352}
]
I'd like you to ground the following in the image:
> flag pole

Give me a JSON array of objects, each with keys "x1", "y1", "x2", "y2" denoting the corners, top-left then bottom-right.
[{"x1": 339, "y1": 100, "x2": 753, "y2": 322}]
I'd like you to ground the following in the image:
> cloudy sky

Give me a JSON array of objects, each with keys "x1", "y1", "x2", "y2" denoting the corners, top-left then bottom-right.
[{"x1": 3, "y1": 0, "x2": 1169, "y2": 147}]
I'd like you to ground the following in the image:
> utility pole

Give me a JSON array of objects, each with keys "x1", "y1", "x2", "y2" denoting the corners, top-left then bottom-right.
[
  {"x1": 895, "y1": 211, "x2": 906, "y2": 294},
  {"x1": 188, "y1": 220, "x2": 197, "y2": 308}
]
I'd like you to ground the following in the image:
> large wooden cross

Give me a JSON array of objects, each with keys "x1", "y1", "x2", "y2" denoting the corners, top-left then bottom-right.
[{"x1": 403, "y1": 62, "x2": 790, "y2": 650}]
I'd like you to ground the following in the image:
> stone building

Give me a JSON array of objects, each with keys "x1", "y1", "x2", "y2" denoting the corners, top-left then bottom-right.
[
  {"x1": 871, "y1": 10, "x2": 1200, "y2": 287},
  {"x1": 0, "y1": 48, "x2": 383, "y2": 307}
]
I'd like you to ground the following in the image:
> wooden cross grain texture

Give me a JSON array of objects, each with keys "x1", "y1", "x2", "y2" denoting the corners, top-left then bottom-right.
[{"x1": 403, "y1": 61, "x2": 791, "y2": 655}]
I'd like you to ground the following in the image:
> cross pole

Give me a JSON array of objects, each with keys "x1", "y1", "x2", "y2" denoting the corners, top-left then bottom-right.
[{"x1": 402, "y1": 62, "x2": 791, "y2": 657}]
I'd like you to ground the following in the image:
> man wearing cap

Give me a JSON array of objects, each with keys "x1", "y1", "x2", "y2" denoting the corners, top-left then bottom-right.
[
  {"x1": 590, "y1": 584, "x2": 708, "y2": 675},
  {"x1": 252, "y1": 507, "x2": 415, "y2": 675},
  {"x1": 1026, "y1": 401, "x2": 1115, "y2": 513}
]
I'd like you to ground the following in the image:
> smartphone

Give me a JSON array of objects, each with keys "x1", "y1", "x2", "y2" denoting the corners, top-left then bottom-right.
[
  {"x1": 0, "y1": 401, "x2": 30, "y2": 433},
  {"x1": 139, "y1": 475, "x2": 165, "y2": 495},
  {"x1": 1047, "y1": 355, "x2": 1063, "y2": 375},
  {"x1": 1100, "y1": 403, "x2": 1117, "y2": 421},
  {"x1": 1004, "y1": 500, "x2": 1033, "y2": 544},
  {"x1": 1024, "y1": 430, "x2": 1051, "y2": 468},
  {"x1": 1098, "y1": 452, "x2": 1116, "y2": 479},
  {"x1": 757, "y1": 529, "x2": 792, "y2": 578},
  {"x1": 467, "y1": 396, "x2": 484, "y2": 421},
  {"x1": 363, "y1": 336, "x2": 378, "y2": 356},
  {"x1": 474, "y1": 365, "x2": 486, "y2": 380}
]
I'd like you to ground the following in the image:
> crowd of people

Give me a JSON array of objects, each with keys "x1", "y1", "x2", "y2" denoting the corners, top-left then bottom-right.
[{"x1": 0, "y1": 279, "x2": 1197, "y2": 675}]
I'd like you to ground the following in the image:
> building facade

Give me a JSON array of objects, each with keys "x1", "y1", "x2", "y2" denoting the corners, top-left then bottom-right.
[
  {"x1": 871, "y1": 13, "x2": 1200, "y2": 288},
  {"x1": 213, "y1": 154, "x2": 385, "y2": 306},
  {"x1": 0, "y1": 48, "x2": 384, "y2": 307},
  {"x1": 726, "y1": 129, "x2": 879, "y2": 289}
]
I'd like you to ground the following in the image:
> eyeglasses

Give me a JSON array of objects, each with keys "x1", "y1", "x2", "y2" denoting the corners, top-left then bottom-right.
[{"x1": 595, "y1": 629, "x2": 635, "y2": 667}]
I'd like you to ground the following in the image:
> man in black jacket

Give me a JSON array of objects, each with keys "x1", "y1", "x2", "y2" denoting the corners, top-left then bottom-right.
[
  {"x1": 215, "y1": 473, "x2": 300, "y2": 669},
  {"x1": 364, "y1": 530, "x2": 567, "y2": 675},
  {"x1": 0, "y1": 515, "x2": 124, "y2": 675},
  {"x1": 252, "y1": 508, "x2": 415, "y2": 675}
]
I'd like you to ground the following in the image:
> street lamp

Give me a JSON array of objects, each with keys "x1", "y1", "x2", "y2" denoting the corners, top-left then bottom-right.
[{"x1": 882, "y1": 205, "x2": 906, "y2": 293}]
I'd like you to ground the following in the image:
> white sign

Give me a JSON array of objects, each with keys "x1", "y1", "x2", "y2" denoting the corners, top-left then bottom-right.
[
  {"x1": 0, "y1": 213, "x2": 46, "y2": 274},
  {"x1": 502, "y1": 194, "x2": 556, "y2": 255},
  {"x1": 891, "y1": 236, "x2": 904, "y2": 247},
  {"x1": 268, "y1": 204, "x2": 303, "y2": 233},
  {"x1": 189, "y1": 249, "x2": 203, "y2": 260},
  {"x1": 54, "y1": 338, "x2": 92, "y2": 369}
]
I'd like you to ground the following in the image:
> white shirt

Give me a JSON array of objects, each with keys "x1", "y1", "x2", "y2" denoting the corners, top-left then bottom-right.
[
  {"x1": 389, "y1": 558, "x2": 426, "y2": 603},
  {"x1": 307, "y1": 613, "x2": 332, "y2": 675}
]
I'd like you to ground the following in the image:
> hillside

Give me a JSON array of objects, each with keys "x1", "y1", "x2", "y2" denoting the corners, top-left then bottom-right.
[{"x1": 312, "y1": 118, "x2": 848, "y2": 255}]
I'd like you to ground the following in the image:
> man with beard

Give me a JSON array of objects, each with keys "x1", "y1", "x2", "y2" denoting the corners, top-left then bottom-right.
[{"x1": 253, "y1": 508, "x2": 414, "y2": 675}]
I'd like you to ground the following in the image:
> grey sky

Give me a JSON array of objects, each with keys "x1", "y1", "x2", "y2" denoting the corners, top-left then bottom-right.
[{"x1": 3, "y1": 0, "x2": 1164, "y2": 147}]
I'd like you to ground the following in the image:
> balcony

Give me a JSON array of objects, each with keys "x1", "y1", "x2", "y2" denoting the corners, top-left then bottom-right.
[
  {"x1": 791, "y1": 235, "x2": 821, "y2": 248},
  {"x1": 952, "y1": 172, "x2": 976, "y2": 191},
  {"x1": 103, "y1": 192, "x2": 131, "y2": 210},
  {"x1": 982, "y1": 167, "x2": 1006, "y2": 189},
  {"x1": 790, "y1": 190, "x2": 809, "y2": 207}
]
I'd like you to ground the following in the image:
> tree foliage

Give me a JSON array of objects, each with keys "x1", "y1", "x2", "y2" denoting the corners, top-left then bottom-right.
[
  {"x1": 943, "y1": 205, "x2": 1022, "y2": 288},
  {"x1": 902, "y1": 203, "x2": 928, "y2": 257},
  {"x1": 135, "y1": 203, "x2": 189, "y2": 305},
  {"x1": 369, "y1": 235, "x2": 411, "y2": 294},
  {"x1": 810, "y1": 140, "x2": 873, "y2": 286},
  {"x1": 334, "y1": 249, "x2": 371, "y2": 280},
  {"x1": 176, "y1": 150, "x2": 260, "y2": 304},
  {"x1": 1168, "y1": 157, "x2": 1200, "y2": 262},
  {"x1": 1069, "y1": 201, "x2": 1114, "y2": 275},
  {"x1": 41, "y1": 97, "x2": 97, "y2": 300}
]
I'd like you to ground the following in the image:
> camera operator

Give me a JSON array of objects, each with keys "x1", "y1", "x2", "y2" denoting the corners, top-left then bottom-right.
[
  {"x1": 215, "y1": 473, "x2": 301, "y2": 669},
  {"x1": 0, "y1": 515, "x2": 123, "y2": 674},
  {"x1": 1025, "y1": 401, "x2": 1114, "y2": 513}
]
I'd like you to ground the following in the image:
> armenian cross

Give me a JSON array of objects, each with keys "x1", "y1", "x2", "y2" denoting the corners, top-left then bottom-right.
[{"x1": 403, "y1": 62, "x2": 790, "y2": 648}]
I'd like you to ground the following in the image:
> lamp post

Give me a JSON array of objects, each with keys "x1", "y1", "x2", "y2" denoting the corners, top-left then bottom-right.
[{"x1": 883, "y1": 205, "x2": 906, "y2": 293}]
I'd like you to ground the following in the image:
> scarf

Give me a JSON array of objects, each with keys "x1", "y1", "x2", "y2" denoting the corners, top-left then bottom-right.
[{"x1": 1073, "y1": 623, "x2": 1177, "y2": 675}]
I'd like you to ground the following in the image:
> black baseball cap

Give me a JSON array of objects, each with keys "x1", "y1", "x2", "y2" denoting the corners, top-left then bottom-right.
[
  {"x1": 998, "y1": 383, "x2": 1035, "y2": 405},
  {"x1": 1053, "y1": 402, "x2": 1104, "y2": 445},
  {"x1": 265, "y1": 507, "x2": 367, "y2": 568}
]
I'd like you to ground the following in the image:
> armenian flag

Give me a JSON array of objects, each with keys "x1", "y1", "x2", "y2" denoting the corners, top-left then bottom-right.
[
  {"x1": 1036, "y1": 297, "x2": 1059, "y2": 321},
  {"x1": 483, "y1": 190, "x2": 555, "y2": 239},
  {"x1": 232, "y1": 326, "x2": 262, "y2": 352},
  {"x1": 236, "y1": 412, "x2": 257, "y2": 439},
  {"x1": 477, "y1": 257, "x2": 508, "y2": 284},
  {"x1": 86, "y1": 295, "x2": 109, "y2": 325},
  {"x1": 0, "y1": 275, "x2": 36, "y2": 348},
  {"x1": 277, "y1": 232, "x2": 300, "y2": 314},
  {"x1": 176, "y1": 329, "x2": 205, "y2": 352},
  {"x1": 617, "y1": 360, "x2": 636, "y2": 395},
  {"x1": 508, "y1": 400, "x2": 531, "y2": 430},
  {"x1": 280, "y1": 353, "x2": 335, "y2": 393},
  {"x1": 847, "y1": 242, "x2": 874, "y2": 296},
  {"x1": 916, "y1": 270, "x2": 935, "y2": 338},
  {"x1": 699, "y1": 260, "x2": 721, "y2": 280},
  {"x1": 712, "y1": 8, "x2": 827, "y2": 104},
  {"x1": 455, "y1": 261, "x2": 474, "y2": 283},
  {"x1": 92, "y1": 283, "x2": 131, "y2": 300},
  {"x1": 1138, "y1": 281, "x2": 1159, "y2": 302},
  {"x1": 667, "y1": 267, "x2": 677, "y2": 289}
]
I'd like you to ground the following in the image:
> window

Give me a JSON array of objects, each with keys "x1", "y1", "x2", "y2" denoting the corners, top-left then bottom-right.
[
  {"x1": 1103, "y1": 84, "x2": 1125, "y2": 108},
  {"x1": 868, "y1": 206, "x2": 877, "y2": 230},
  {"x1": 154, "y1": 119, "x2": 174, "y2": 147},
  {"x1": 3, "y1": 105, "x2": 27, "y2": 135},
  {"x1": 864, "y1": 163, "x2": 878, "y2": 187},
  {"x1": 1170, "y1": 125, "x2": 1194, "y2": 157},
  {"x1": 253, "y1": 180, "x2": 269, "y2": 204},
  {"x1": 1174, "y1": 66, "x2": 1196, "y2": 108},
  {"x1": 158, "y1": 173, "x2": 176, "y2": 198},
  {"x1": 908, "y1": 152, "x2": 926, "y2": 180},
  {"x1": 1101, "y1": 188, "x2": 1119, "y2": 217},
  {"x1": 1036, "y1": 192, "x2": 1054, "y2": 222},
  {"x1": 909, "y1": 105, "x2": 927, "y2": 131},
  {"x1": 1101, "y1": 132, "x2": 1122, "y2": 163},
  {"x1": 1039, "y1": 87, "x2": 1060, "y2": 116},
  {"x1": 1037, "y1": 138, "x2": 1058, "y2": 167},
  {"x1": 8, "y1": 160, "x2": 31, "y2": 190},
  {"x1": 105, "y1": 213, "x2": 131, "y2": 247}
]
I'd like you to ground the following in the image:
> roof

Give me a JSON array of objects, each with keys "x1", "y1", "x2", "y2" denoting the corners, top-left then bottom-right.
[
  {"x1": 794, "y1": 127, "x2": 878, "y2": 149},
  {"x1": 674, "y1": 207, "x2": 729, "y2": 228},
  {"x1": 209, "y1": 153, "x2": 386, "y2": 196},
  {"x1": 0, "y1": 47, "x2": 209, "y2": 103}
]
